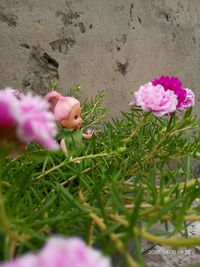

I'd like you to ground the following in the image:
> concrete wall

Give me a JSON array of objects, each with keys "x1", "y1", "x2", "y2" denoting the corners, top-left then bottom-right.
[{"x1": 0, "y1": 0, "x2": 200, "y2": 117}]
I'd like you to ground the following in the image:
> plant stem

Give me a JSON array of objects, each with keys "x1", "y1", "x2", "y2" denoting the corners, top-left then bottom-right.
[
  {"x1": 123, "y1": 177, "x2": 200, "y2": 193},
  {"x1": 69, "y1": 152, "x2": 116, "y2": 163},
  {"x1": 35, "y1": 160, "x2": 67, "y2": 180},
  {"x1": 128, "y1": 131, "x2": 171, "y2": 174},
  {"x1": 88, "y1": 219, "x2": 95, "y2": 246},
  {"x1": 0, "y1": 155, "x2": 13, "y2": 239},
  {"x1": 83, "y1": 92, "x2": 105, "y2": 121},
  {"x1": 36, "y1": 152, "x2": 115, "y2": 180},
  {"x1": 0, "y1": 153, "x2": 30, "y2": 243},
  {"x1": 144, "y1": 213, "x2": 200, "y2": 222},
  {"x1": 91, "y1": 214, "x2": 138, "y2": 267},
  {"x1": 127, "y1": 121, "x2": 194, "y2": 175},
  {"x1": 61, "y1": 166, "x2": 93, "y2": 186},
  {"x1": 0, "y1": 199, "x2": 29, "y2": 242},
  {"x1": 0, "y1": 193, "x2": 15, "y2": 239},
  {"x1": 109, "y1": 213, "x2": 200, "y2": 248},
  {"x1": 79, "y1": 191, "x2": 139, "y2": 267},
  {"x1": 137, "y1": 229, "x2": 200, "y2": 247},
  {"x1": 124, "y1": 112, "x2": 151, "y2": 145}
]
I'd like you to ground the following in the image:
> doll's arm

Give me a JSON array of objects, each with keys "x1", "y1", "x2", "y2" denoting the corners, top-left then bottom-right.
[{"x1": 60, "y1": 138, "x2": 68, "y2": 156}]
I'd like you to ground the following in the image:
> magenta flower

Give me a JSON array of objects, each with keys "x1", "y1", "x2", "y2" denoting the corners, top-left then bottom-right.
[
  {"x1": 132, "y1": 82, "x2": 178, "y2": 116},
  {"x1": 152, "y1": 76, "x2": 187, "y2": 108},
  {"x1": 0, "y1": 237, "x2": 111, "y2": 267},
  {"x1": 180, "y1": 88, "x2": 195, "y2": 110},
  {"x1": 0, "y1": 88, "x2": 59, "y2": 150}
]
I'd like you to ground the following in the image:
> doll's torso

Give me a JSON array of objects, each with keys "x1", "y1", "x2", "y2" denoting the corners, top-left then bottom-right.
[{"x1": 57, "y1": 127, "x2": 84, "y2": 156}]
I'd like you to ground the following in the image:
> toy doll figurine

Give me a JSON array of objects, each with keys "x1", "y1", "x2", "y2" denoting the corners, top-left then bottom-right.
[{"x1": 45, "y1": 91, "x2": 93, "y2": 156}]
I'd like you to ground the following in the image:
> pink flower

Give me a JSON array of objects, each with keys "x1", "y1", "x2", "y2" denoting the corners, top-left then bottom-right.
[
  {"x1": 16, "y1": 93, "x2": 59, "y2": 150},
  {"x1": 132, "y1": 82, "x2": 178, "y2": 116},
  {"x1": 0, "y1": 88, "x2": 20, "y2": 128},
  {"x1": 0, "y1": 88, "x2": 59, "y2": 150},
  {"x1": 0, "y1": 237, "x2": 111, "y2": 267},
  {"x1": 180, "y1": 88, "x2": 195, "y2": 110}
]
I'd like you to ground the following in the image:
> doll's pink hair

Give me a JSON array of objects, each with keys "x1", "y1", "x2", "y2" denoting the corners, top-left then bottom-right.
[{"x1": 45, "y1": 91, "x2": 80, "y2": 121}]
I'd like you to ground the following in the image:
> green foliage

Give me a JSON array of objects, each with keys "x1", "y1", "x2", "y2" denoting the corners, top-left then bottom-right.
[
  {"x1": 81, "y1": 90, "x2": 108, "y2": 130},
  {"x1": 1, "y1": 87, "x2": 200, "y2": 266}
]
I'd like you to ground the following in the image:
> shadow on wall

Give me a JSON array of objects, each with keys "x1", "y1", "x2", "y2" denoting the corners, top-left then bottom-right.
[{"x1": 22, "y1": 45, "x2": 59, "y2": 95}]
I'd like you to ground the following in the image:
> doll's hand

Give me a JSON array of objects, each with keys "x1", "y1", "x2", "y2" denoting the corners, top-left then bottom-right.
[
  {"x1": 82, "y1": 128, "x2": 94, "y2": 140},
  {"x1": 86, "y1": 128, "x2": 94, "y2": 136}
]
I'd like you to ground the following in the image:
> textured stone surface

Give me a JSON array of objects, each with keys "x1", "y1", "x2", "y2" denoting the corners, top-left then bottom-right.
[
  {"x1": 1, "y1": 0, "x2": 200, "y2": 118},
  {"x1": 143, "y1": 222, "x2": 200, "y2": 267}
]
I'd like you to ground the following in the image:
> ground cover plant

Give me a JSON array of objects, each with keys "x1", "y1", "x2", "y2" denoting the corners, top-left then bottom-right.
[{"x1": 1, "y1": 77, "x2": 200, "y2": 267}]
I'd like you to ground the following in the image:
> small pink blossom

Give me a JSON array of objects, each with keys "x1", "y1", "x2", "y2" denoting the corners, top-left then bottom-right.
[
  {"x1": 131, "y1": 82, "x2": 178, "y2": 117},
  {"x1": 180, "y1": 88, "x2": 195, "y2": 110},
  {"x1": 0, "y1": 237, "x2": 111, "y2": 267}
]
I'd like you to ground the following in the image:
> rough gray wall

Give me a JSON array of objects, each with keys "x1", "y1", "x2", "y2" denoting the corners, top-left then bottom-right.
[{"x1": 0, "y1": 0, "x2": 200, "y2": 117}]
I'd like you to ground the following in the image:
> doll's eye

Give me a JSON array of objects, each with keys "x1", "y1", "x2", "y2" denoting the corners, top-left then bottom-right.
[{"x1": 74, "y1": 115, "x2": 78, "y2": 119}]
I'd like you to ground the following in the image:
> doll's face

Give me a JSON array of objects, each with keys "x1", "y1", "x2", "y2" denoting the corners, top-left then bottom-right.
[{"x1": 60, "y1": 104, "x2": 83, "y2": 129}]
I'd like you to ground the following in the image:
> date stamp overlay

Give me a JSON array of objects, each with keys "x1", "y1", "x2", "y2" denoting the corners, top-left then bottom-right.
[{"x1": 147, "y1": 249, "x2": 195, "y2": 255}]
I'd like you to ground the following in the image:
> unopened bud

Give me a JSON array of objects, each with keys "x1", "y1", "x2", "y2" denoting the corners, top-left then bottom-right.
[{"x1": 117, "y1": 147, "x2": 127, "y2": 153}]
